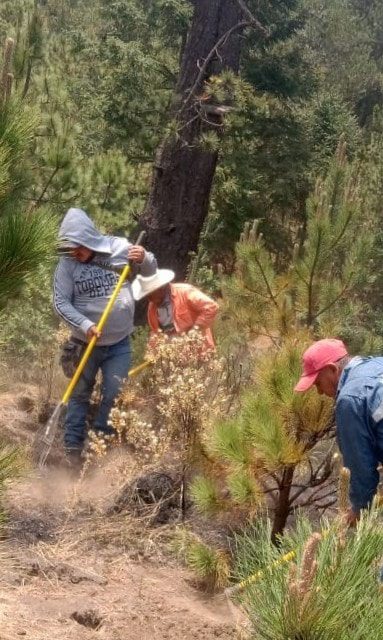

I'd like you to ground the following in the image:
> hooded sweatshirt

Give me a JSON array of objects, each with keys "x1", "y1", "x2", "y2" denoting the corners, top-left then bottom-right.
[{"x1": 54, "y1": 208, "x2": 157, "y2": 346}]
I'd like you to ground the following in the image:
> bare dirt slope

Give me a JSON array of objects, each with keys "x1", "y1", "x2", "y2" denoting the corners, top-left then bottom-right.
[
  {"x1": 0, "y1": 386, "x2": 239, "y2": 640},
  {"x1": 0, "y1": 554, "x2": 236, "y2": 640}
]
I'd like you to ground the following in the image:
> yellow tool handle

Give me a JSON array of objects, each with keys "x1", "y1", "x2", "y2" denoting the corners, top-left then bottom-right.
[
  {"x1": 241, "y1": 550, "x2": 296, "y2": 588},
  {"x1": 61, "y1": 230, "x2": 147, "y2": 405},
  {"x1": 128, "y1": 359, "x2": 153, "y2": 378},
  {"x1": 225, "y1": 528, "x2": 331, "y2": 597},
  {"x1": 225, "y1": 550, "x2": 296, "y2": 596},
  {"x1": 62, "y1": 262, "x2": 132, "y2": 404}
]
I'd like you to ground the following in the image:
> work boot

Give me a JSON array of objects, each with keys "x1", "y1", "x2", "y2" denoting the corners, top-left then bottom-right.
[{"x1": 64, "y1": 448, "x2": 83, "y2": 477}]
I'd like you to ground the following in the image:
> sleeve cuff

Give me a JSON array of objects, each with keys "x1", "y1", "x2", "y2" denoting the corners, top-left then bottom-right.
[
  {"x1": 80, "y1": 318, "x2": 94, "y2": 336},
  {"x1": 139, "y1": 250, "x2": 150, "y2": 266}
]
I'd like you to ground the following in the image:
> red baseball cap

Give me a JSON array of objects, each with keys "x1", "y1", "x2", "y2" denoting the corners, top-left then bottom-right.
[{"x1": 294, "y1": 339, "x2": 348, "y2": 392}]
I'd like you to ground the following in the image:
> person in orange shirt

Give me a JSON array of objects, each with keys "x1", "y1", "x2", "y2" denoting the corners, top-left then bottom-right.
[{"x1": 132, "y1": 269, "x2": 219, "y2": 350}]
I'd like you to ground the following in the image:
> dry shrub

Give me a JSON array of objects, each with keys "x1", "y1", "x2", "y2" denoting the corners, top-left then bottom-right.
[
  {"x1": 88, "y1": 330, "x2": 231, "y2": 472},
  {"x1": 5, "y1": 331, "x2": 236, "y2": 559}
]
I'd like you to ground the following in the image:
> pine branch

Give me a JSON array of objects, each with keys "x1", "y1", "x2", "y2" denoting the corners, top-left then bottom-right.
[
  {"x1": 306, "y1": 227, "x2": 323, "y2": 326},
  {"x1": 289, "y1": 484, "x2": 310, "y2": 506},
  {"x1": 252, "y1": 252, "x2": 280, "y2": 309},
  {"x1": 101, "y1": 177, "x2": 113, "y2": 208},
  {"x1": 311, "y1": 277, "x2": 353, "y2": 323},
  {"x1": 289, "y1": 462, "x2": 335, "y2": 505},
  {"x1": 315, "y1": 498, "x2": 337, "y2": 513},
  {"x1": 235, "y1": 0, "x2": 268, "y2": 35},
  {"x1": 328, "y1": 209, "x2": 354, "y2": 253},
  {"x1": 293, "y1": 264, "x2": 309, "y2": 287},
  {"x1": 26, "y1": 196, "x2": 81, "y2": 205},
  {"x1": 180, "y1": 20, "x2": 251, "y2": 114},
  {"x1": 240, "y1": 281, "x2": 277, "y2": 301},
  {"x1": 297, "y1": 487, "x2": 337, "y2": 509},
  {"x1": 22, "y1": 59, "x2": 33, "y2": 99},
  {"x1": 33, "y1": 166, "x2": 60, "y2": 208},
  {"x1": 126, "y1": 155, "x2": 154, "y2": 163}
]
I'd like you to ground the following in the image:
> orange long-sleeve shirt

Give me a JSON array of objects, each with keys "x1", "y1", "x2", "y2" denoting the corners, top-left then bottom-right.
[{"x1": 147, "y1": 283, "x2": 219, "y2": 349}]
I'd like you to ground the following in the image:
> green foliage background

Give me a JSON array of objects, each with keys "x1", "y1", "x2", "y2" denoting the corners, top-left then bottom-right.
[
  {"x1": 0, "y1": 1, "x2": 382, "y2": 623},
  {"x1": 1, "y1": 0, "x2": 383, "y2": 357}
]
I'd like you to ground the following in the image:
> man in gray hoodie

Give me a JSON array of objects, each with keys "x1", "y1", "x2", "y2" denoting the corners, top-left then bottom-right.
[{"x1": 54, "y1": 208, "x2": 157, "y2": 466}]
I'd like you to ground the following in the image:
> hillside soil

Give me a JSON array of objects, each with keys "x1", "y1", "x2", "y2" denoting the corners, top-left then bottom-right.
[{"x1": 0, "y1": 385, "x2": 242, "y2": 640}]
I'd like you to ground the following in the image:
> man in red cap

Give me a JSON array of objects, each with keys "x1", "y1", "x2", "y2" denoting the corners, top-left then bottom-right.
[{"x1": 295, "y1": 338, "x2": 383, "y2": 525}]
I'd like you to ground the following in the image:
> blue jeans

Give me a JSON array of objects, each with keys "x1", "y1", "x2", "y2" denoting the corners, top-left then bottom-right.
[{"x1": 64, "y1": 336, "x2": 131, "y2": 451}]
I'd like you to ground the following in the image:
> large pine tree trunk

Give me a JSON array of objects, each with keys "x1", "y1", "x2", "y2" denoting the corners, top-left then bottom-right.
[{"x1": 139, "y1": 0, "x2": 244, "y2": 280}]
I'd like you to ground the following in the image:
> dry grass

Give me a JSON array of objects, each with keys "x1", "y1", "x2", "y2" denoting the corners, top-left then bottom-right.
[
  {"x1": 0, "y1": 448, "x2": 238, "y2": 640},
  {"x1": 5, "y1": 446, "x2": 182, "y2": 561}
]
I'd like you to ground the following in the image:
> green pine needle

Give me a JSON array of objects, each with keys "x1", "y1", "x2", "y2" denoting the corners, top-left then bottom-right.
[
  {"x1": 234, "y1": 509, "x2": 383, "y2": 639},
  {"x1": 206, "y1": 418, "x2": 249, "y2": 465},
  {"x1": 227, "y1": 468, "x2": 262, "y2": 507},
  {"x1": 190, "y1": 476, "x2": 221, "y2": 514},
  {"x1": 185, "y1": 539, "x2": 230, "y2": 591},
  {"x1": 0, "y1": 210, "x2": 56, "y2": 311}
]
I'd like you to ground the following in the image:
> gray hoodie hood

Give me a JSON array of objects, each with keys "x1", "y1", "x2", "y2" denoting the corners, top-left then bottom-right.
[
  {"x1": 54, "y1": 211, "x2": 158, "y2": 345},
  {"x1": 58, "y1": 208, "x2": 112, "y2": 255}
]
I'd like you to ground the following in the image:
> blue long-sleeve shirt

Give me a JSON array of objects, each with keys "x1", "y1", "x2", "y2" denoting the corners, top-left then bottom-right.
[{"x1": 336, "y1": 357, "x2": 383, "y2": 511}]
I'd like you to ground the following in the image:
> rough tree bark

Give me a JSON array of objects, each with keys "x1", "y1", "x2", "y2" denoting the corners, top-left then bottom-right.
[
  {"x1": 139, "y1": 0, "x2": 249, "y2": 279},
  {"x1": 271, "y1": 466, "x2": 295, "y2": 543}
]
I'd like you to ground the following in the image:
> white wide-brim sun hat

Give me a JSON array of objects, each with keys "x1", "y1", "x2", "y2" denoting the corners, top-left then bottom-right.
[{"x1": 132, "y1": 269, "x2": 175, "y2": 301}]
